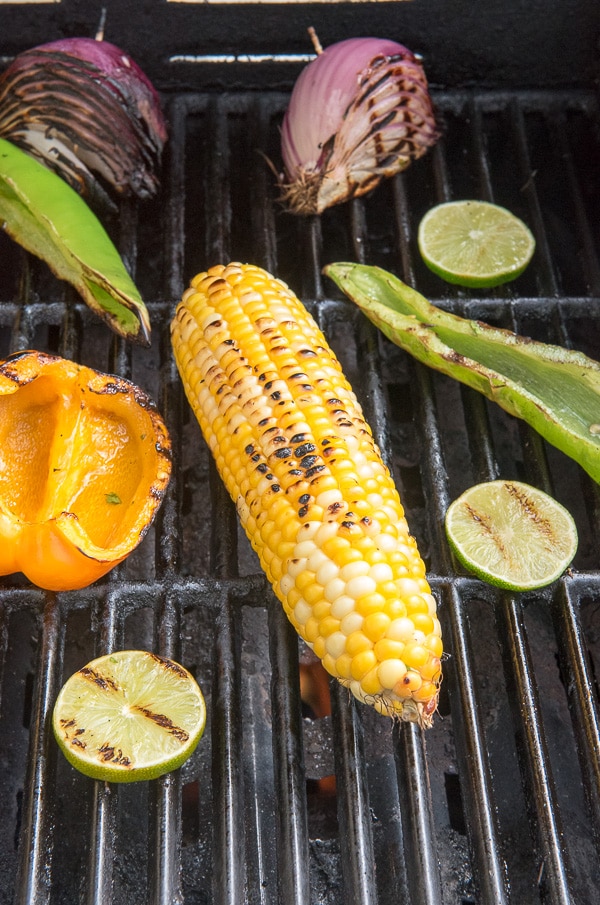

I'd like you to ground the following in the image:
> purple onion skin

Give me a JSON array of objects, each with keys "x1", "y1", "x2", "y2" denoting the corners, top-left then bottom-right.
[
  {"x1": 280, "y1": 37, "x2": 439, "y2": 216},
  {"x1": 0, "y1": 38, "x2": 168, "y2": 205},
  {"x1": 24, "y1": 38, "x2": 168, "y2": 146}
]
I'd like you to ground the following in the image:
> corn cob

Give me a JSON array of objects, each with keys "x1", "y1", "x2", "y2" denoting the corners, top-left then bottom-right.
[{"x1": 171, "y1": 263, "x2": 442, "y2": 727}]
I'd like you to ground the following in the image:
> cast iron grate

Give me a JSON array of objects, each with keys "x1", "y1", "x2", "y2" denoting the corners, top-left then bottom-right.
[{"x1": 0, "y1": 82, "x2": 599, "y2": 905}]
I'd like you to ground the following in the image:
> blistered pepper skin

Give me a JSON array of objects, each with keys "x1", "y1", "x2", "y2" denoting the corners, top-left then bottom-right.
[{"x1": 0, "y1": 350, "x2": 172, "y2": 591}]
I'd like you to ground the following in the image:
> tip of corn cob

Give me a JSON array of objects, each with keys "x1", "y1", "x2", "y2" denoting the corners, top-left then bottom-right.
[{"x1": 171, "y1": 262, "x2": 442, "y2": 729}]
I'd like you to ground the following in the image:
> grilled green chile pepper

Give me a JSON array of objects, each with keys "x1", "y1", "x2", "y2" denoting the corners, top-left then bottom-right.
[
  {"x1": 325, "y1": 262, "x2": 600, "y2": 485},
  {"x1": 0, "y1": 137, "x2": 151, "y2": 344}
]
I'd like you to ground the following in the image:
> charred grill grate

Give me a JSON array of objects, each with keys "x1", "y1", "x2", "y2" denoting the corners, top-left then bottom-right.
[{"x1": 1, "y1": 52, "x2": 600, "y2": 905}]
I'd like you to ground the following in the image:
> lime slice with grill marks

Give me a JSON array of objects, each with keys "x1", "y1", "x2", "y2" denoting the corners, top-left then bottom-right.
[
  {"x1": 418, "y1": 200, "x2": 536, "y2": 288},
  {"x1": 444, "y1": 480, "x2": 578, "y2": 591},
  {"x1": 53, "y1": 650, "x2": 206, "y2": 782}
]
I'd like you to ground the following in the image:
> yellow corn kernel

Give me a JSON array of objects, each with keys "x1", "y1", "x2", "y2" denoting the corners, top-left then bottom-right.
[
  {"x1": 345, "y1": 631, "x2": 373, "y2": 658},
  {"x1": 312, "y1": 637, "x2": 326, "y2": 660},
  {"x1": 362, "y1": 612, "x2": 391, "y2": 643},
  {"x1": 374, "y1": 638, "x2": 405, "y2": 662},
  {"x1": 411, "y1": 613, "x2": 435, "y2": 636},
  {"x1": 319, "y1": 616, "x2": 341, "y2": 638},
  {"x1": 424, "y1": 634, "x2": 444, "y2": 659},
  {"x1": 171, "y1": 262, "x2": 443, "y2": 727},
  {"x1": 361, "y1": 666, "x2": 384, "y2": 697},
  {"x1": 403, "y1": 643, "x2": 430, "y2": 671},
  {"x1": 335, "y1": 653, "x2": 353, "y2": 680},
  {"x1": 351, "y1": 650, "x2": 378, "y2": 681},
  {"x1": 420, "y1": 656, "x2": 442, "y2": 683}
]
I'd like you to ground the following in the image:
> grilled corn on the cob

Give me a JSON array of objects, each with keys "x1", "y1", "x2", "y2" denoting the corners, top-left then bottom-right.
[{"x1": 171, "y1": 263, "x2": 442, "y2": 726}]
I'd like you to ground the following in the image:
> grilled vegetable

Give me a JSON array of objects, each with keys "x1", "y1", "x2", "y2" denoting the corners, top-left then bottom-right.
[
  {"x1": 0, "y1": 37, "x2": 167, "y2": 213},
  {"x1": 325, "y1": 262, "x2": 600, "y2": 485},
  {"x1": 0, "y1": 350, "x2": 172, "y2": 591},
  {"x1": 279, "y1": 33, "x2": 439, "y2": 215},
  {"x1": 171, "y1": 262, "x2": 442, "y2": 726},
  {"x1": 0, "y1": 137, "x2": 151, "y2": 344}
]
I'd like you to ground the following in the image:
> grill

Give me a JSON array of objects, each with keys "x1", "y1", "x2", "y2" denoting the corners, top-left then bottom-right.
[{"x1": 1, "y1": 2, "x2": 600, "y2": 903}]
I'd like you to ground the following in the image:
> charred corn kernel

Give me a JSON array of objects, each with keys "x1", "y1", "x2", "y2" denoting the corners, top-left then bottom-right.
[{"x1": 171, "y1": 262, "x2": 442, "y2": 727}]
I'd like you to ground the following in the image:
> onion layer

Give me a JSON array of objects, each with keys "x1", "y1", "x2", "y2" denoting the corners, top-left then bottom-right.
[{"x1": 280, "y1": 36, "x2": 440, "y2": 215}]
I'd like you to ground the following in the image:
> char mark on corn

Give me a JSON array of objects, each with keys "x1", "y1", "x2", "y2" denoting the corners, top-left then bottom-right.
[{"x1": 170, "y1": 262, "x2": 442, "y2": 727}]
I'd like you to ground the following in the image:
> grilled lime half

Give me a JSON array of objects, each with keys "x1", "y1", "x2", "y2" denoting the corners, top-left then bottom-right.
[
  {"x1": 53, "y1": 650, "x2": 206, "y2": 783},
  {"x1": 444, "y1": 480, "x2": 578, "y2": 591},
  {"x1": 418, "y1": 200, "x2": 536, "y2": 288}
]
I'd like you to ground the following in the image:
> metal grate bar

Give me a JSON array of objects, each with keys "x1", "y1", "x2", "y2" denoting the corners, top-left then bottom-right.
[
  {"x1": 86, "y1": 782, "x2": 117, "y2": 905},
  {"x1": 150, "y1": 592, "x2": 184, "y2": 905},
  {"x1": 14, "y1": 597, "x2": 61, "y2": 905},
  {"x1": 553, "y1": 583, "x2": 600, "y2": 840},
  {"x1": 268, "y1": 610, "x2": 311, "y2": 905},
  {"x1": 444, "y1": 584, "x2": 510, "y2": 905},
  {"x1": 499, "y1": 598, "x2": 574, "y2": 905},
  {"x1": 84, "y1": 590, "x2": 122, "y2": 905},
  {"x1": 211, "y1": 591, "x2": 245, "y2": 905},
  {"x1": 394, "y1": 723, "x2": 441, "y2": 905},
  {"x1": 330, "y1": 687, "x2": 378, "y2": 905}
]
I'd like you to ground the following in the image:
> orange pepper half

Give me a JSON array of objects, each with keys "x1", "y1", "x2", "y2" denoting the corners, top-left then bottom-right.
[{"x1": 0, "y1": 350, "x2": 172, "y2": 591}]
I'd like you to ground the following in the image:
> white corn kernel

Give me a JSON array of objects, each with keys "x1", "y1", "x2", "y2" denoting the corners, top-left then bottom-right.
[
  {"x1": 340, "y1": 612, "x2": 363, "y2": 636},
  {"x1": 345, "y1": 575, "x2": 376, "y2": 600},
  {"x1": 324, "y1": 577, "x2": 346, "y2": 603},
  {"x1": 325, "y1": 631, "x2": 348, "y2": 659},
  {"x1": 330, "y1": 595, "x2": 357, "y2": 619},
  {"x1": 293, "y1": 598, "x2": 313, "y2": 626}
]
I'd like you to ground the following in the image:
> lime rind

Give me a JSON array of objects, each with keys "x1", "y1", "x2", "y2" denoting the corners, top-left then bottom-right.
[
  {"x1": 52, "y1": 650, "x2": 206, "y2": 783},
  {"x1": 418, "y1": 200, "x2": 536, "y2": 288},
  {"x1": 444, "y1": 480, "x2": 578, "y2": 592}
]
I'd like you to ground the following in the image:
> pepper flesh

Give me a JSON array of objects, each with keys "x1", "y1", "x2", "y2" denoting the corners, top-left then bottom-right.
[{"x1": 0, "y1": 350, "x2": 171, "y2": 591}]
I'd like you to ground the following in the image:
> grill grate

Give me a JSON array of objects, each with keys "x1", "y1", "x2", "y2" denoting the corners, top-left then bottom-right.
[{"x1": 0, "y1": 77, "x2": 600, "y2": 905}]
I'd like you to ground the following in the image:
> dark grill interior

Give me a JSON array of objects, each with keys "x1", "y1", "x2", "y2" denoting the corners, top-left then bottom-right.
[{"x1": 1, "y1": 3, "x2": 600, "y2": 903}]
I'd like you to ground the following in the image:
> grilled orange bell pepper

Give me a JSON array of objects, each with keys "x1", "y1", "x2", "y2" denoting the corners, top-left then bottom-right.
[{"x1": 0, "y1": 350, "x2": 172, "y2": 591}]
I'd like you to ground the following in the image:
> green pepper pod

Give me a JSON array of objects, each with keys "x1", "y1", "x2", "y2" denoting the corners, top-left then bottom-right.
[
  {"x1": 325, "y1": 261, "x2": 600, "y2": 485},
  {"x1": 0, "y1": 137, "x2": 151, "y2": 345}
]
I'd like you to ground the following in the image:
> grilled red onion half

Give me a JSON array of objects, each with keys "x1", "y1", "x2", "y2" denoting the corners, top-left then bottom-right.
[
  {"x1": 280, "y1": 37, "x2": 440, "y2": 216},
  {"x1": 0, "y1": 38, "x2": 168, "y2": 211}
]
